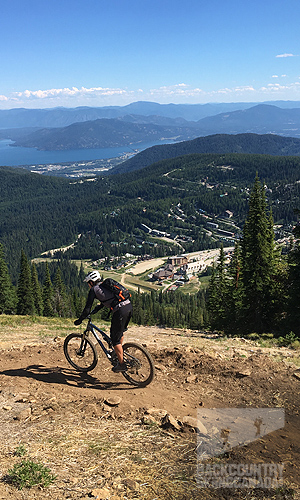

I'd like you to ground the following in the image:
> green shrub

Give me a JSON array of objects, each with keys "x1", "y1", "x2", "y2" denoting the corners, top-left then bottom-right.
[
  {"x1": 291, "y1": 340, "x2": 300, "y2": 350},
  {"x1": 261, "y1": 333, "x2": 274, "y2": 340},
  {"x1": 247, "y1": 333, "x2": 260, "y2": 340},
  {"x1": 8, "y1": 459, "x2": 56, "y2": 490},
  {"x1": 277, "y1": 332, "x2": 297, "y2": 347},
  {"x1": 14, "y1": 444, "x2": 27, "y2": 457}
]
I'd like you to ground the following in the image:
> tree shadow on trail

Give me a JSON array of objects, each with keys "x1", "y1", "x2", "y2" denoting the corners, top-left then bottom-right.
[{"x1": 0, "y1": 364, "x2": 137, "y2": 391}]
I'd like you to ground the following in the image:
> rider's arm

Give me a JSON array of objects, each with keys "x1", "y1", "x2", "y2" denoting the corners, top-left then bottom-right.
[
  {"x1": 91, "y1": 303, "x2": 104, "y2": 314},
  {"x1": 75, "y1": 288, "x2": 97, "y2": 324}
]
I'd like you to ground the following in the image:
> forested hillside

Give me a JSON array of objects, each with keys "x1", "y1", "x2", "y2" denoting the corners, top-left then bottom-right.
[
  {"x1": 111, "y1": 133, "x2": 300, "y2": 174},
  {"x1": 1, "y1": 152, "x2": 300, "y2": 335},
  {"x1": 1, "y1": 152, "x2": 300, "y2": 280},
  {"x1": 194, "y1": 104, "x2": 300, "y2": 137},
  {"x1": 10, "y1": 118, "x2": 199, "y2": 151}
]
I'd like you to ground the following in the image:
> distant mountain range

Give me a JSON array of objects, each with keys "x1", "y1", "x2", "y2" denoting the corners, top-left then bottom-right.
[
  {"x1": 110, "y1": 133, "x2": 300, "y2": 175},
  {"x1": 1, "y1": 100, "x2": 300, "y2": 129},
  {"x1": 195, "y1": 104, "x2": 300, "y2": 136},
  {"x1": 2, "y1": 102, "x2": 300, "y2": 152},
  {"x1": 3, "y1": 104, "x2": 300, "y2": 152}
]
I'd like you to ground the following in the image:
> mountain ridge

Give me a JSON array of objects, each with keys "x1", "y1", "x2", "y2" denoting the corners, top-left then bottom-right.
[
  {"x1": 1, "y1": 100, "x2": 300, "y2": 129},
  {"x1": 195, "y1": 104, "x2": 300, "y2": 135},
  {"x1": 109, "y1": 132, "x2": 300, "y2": 174},
  {"x1": 9, "y1": 118, "x2": 199, "y2": 151},
  {"x1": 5, "y1": 104, "x2": 300, "y2": 152}
]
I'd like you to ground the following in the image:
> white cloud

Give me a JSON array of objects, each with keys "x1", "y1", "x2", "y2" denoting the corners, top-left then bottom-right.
[
  {"x1": 0, "y1": 85, "x2": 138, "y2": 109},
  {"x1": 276, "y1": 53, "x2": 297, "y2": 58},
  {"x1": 146, "y1": 84, "x2": 259, "y2": 103},
  {"x1": 233, "y1": 86, "x2": 255, "y2": 93},
  {"x1": 211, "y1": 86, "x2": 255, "y2": 96},
  {"x1": 149, "y1": 84, "x2": 203, "y2": 98},
  {"x1": 2, "y1": 80, "x2": 300, "y2": 109},
  {"x1": 260, "y1": 81, "x2": 300, "y2": 93},
  {"x1": 212, "y1": 87, "x2": 232, "y2": 95},
  {"x1": 272, "y1": 74, "x2": 288, "y2": 79},
  {"x1": 14, "y1": 86, "x2": 131, "y2": 100}
]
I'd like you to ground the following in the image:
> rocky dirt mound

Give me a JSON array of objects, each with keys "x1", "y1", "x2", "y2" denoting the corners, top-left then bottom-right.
[{"x1": 0, "y1": 327, "x2": 299, "y2": 499}]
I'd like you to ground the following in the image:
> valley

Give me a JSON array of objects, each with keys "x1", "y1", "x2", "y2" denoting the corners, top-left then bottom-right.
[
  {"x1": 1, "y1": 143, "x2": 299, "y2": 278},
  {"x1": 35, "y1": 248, "x2": 228, "y2": 296}
]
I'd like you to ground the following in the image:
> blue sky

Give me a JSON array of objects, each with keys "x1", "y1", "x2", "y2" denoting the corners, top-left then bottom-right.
[{"x1": 1, "y1": 0, "x2": 300, "y2": 109}]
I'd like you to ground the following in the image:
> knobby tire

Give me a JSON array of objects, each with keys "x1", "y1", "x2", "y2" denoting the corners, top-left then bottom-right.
[
  {"x1": 121, "y1": 342, "x2": 155, "y2": 387},
  {"x1": 64, "y1": 333, "x2": 98, "y2": 372}
]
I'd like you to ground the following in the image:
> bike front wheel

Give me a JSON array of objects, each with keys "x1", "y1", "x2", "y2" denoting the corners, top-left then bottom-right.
[
  {"x1": 122, "y1": 342, "x2": 155, "y2": 387},
  {"x1": 64, "y1": 333, "x2": 98, "y2": 372}
]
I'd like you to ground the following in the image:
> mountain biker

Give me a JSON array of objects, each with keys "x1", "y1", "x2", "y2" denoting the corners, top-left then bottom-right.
[{"x1": 74, "y1": 271, "x2": 132, "y2": 372}]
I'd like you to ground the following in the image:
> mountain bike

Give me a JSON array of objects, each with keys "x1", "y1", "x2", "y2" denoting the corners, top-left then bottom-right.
[{"x1": 63, "y1": 309, "x2": 155, "y2": 387}]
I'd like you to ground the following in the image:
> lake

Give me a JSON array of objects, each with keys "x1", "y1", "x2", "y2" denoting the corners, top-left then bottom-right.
[{"x1": 0, "y1": 139, "x2": 174, "y2": 167}]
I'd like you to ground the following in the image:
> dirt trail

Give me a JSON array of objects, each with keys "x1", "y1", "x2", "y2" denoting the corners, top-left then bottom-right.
[{"x1": 0, "y1": 326, "x2": 299, "y2": 499}]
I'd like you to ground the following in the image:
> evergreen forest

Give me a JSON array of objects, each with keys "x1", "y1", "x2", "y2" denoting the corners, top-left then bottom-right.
[
  {"x1": 0, "y1": 150, "x2": 300, "y2": 337},
  {"x1": 1, "y1": 152, "x2": 300, "y2": 274}
]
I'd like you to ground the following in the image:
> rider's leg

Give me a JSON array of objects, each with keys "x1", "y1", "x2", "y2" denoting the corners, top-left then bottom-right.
[
  {"x1": 114, "y1": 336, "x2": 124, "y2": 363},
  {"x1": 110, "y1": 304, "x2": 132, "y2": 371}
]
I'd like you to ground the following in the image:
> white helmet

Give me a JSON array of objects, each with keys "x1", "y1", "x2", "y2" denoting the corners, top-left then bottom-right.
[{"x1": 84, "y1": 270, "x2": 102, "y2": 283}]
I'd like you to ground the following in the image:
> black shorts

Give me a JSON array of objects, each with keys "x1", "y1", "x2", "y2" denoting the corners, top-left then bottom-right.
[{"x1": 110, "y1": 302, "x2": 132, "y2": 346}]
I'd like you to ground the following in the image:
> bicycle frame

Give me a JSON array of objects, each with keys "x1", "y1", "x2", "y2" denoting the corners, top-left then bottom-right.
[
  {"x1": 82, "y1": 317, "x2": 137, "y2": 368},
  {"x1": 84, "y1": 317, "x2": 115, "y2": 362}
]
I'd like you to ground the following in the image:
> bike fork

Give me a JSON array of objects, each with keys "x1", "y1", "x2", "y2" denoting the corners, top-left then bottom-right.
[{"x1": 77, "y1": 333, "x2": 88, "y2": 356}]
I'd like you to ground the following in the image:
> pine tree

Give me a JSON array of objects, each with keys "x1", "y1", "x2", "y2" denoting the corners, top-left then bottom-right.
[
  {"x1": 286, "y1": 212, "x2": 300, "y2": 336},
  {"x1": 78, "y1": 262, "x2": 86, "y2": 284},
  {"x1": 42, "y1": 262, "x2": 54, "y2": 317},
  {"x1": 132, "y1": 289, "x2": 143, "y2": 324},
  {"x1": 240, "y1": 175, "x2": 279, "y2": 332},
  {"x1": 53, "y1": 267, "x2": 71, "y2": 317},
  {"x1": 31, "y1": 263, "x2": 43, "y2": 316},
  {"x1": 72, "y1": 289, "x2": 84, "y2": 318},
  {"x1": 207, "y1": 245, "x2": 230, "y2": 330},
  {"x1": 16, "y1": 250, "x2": 35, "y2": 315},
  {"x1": 225, "y1": 242, "x2": 243, "y2": 332},
  {"x1": 0, "y1": 243, "x2": 16, "y2": 314}
]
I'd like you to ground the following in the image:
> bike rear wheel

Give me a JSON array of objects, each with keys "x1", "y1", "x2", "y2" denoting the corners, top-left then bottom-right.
[
  {"x1": 64, "y1": 333, "x2": 98, "y2": 372},
  {"x1": 122, "y1": 342, "x2": 155, "y2": 387}
]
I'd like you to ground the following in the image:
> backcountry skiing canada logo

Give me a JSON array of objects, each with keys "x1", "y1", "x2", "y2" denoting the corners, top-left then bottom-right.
[{"x1": 196, "y1": 408, "x2": 285, "y2": 488}]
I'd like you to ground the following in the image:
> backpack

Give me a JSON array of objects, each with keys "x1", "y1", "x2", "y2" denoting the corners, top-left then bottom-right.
[{"x1": 101, "y1": 278, "x2": 131, "y2": 310}]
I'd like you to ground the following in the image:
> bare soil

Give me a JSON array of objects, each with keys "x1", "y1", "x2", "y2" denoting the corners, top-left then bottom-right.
[{"x1": 0, "y1": 324, "x2": 299, "y2": 500}]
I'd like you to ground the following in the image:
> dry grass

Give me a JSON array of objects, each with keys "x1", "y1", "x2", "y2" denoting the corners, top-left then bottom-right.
[
  {"x1": 0, "y1": 408, "x2": 198, "y2": 499},
  {"x1": 2, "y1": 416, "x2": 295, "y2": 500},
  {"x1": 0, "y1": 315, "x2": 75, "y2": 350}
]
